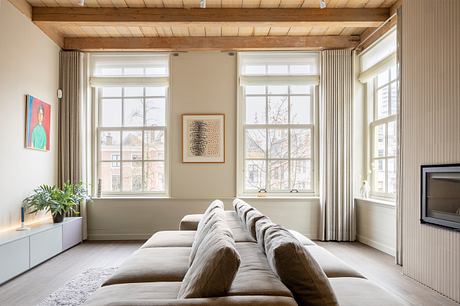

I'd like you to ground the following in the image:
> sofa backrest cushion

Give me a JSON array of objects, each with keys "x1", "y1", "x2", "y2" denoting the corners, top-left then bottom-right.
[
  {"x1": 264, "y1": 226, "x2": 339, "y2": 306},
  {"x1": 245, "y1": 209, "x2": 266, "y2": 240},
  {"x1": 190, "y1": 209, "x2": 229, "y2": 264},
  {"x1": 197, "y1": 200, "x2": 224, "y2": 232},
  {"x1": 255, "y1": 217, "x2": 275, "y2": 251},
  {"x1": 178, "y1": 224, "x2": 241, "y2": 299}
]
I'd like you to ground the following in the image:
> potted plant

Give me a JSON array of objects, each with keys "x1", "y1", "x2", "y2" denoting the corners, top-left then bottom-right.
[{"x1": 23, "y1": 182, "x2": 90, "y2": 223}]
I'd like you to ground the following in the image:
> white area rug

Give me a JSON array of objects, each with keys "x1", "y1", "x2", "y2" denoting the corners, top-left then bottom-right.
[{"x1": 37, "y1": 267, "x2": 117, "y2": 306}]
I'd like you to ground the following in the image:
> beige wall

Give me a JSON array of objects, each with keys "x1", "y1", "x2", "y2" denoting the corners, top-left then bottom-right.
[
  {"x1": 401, "y1": 0, "x2": 460, "y2": 302},
  {"x1": 0, "y1": 1, "x2": 60, "y2": 231},
  {"x1": 88, "y1": 52, "x2": 320, "y2": 240}
]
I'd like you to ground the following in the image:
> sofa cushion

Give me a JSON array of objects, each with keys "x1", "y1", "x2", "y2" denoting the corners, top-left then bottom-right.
[
  {"x1": 141, "y1": 231, "x2": 195, "y2": 248},
  {"x1": 228, "y1": 242, "x2": 293, "y2": 298},
  {"x1": 264, "y1": 225, "x2": 339, "y2": 306},
  {"x1": 84, "y1": 282, "x2": 298, "y2": 306},
  {"x1": 196, "y1": 200, "x2": 224, "y2": 233},
  {"x1": 329, "y1": 277, "x2": 407, "y2": 306},
  {"x1": 305, "y1": 245, "x2": 365, "y2": 278},
  {"x1": 189, "y1": 211, "x2": 231, "y2": 264},
  {"x1": 245, "y1": 209, "x2": 265, "y2": 240},
  {"x1": 178, "y1": 229, "x2": 241, "y2": 299},
  {"x1": 288, "y1": 230, "x2": 316, "y2": 246},
  {"x1": 203, "y1": 199, "x2": 224, "y2": 216},
  {"x1": 180, "y1": 214, "x2": 202, "y2": 230},
  {"x1": 103, "y1": 247, "x2": 191, "y2": 286},
  {"x1": 255, "y1": 216, "x2": 274, "y2": 251}
]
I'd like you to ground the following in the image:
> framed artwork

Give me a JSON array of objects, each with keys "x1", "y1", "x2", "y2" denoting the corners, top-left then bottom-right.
[
  {"x1": 25, "y1": 95, "x2": 51, "y2": 151},
  {"x1": 182, "y1": 114, "x2": 225, "y2": 163}
]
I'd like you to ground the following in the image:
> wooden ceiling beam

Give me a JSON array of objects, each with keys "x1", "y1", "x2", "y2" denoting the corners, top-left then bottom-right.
[
  {"x1": 33, "y1": 7, "x2": 389, "y2": 27},
  {"x1": 64, "y1": 35, "x2": 360, "y2": 51}
]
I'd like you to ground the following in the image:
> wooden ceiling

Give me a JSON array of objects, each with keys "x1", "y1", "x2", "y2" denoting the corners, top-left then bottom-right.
[{"x1": 11, "y1": 0, "x2": 400, "y2": 51}]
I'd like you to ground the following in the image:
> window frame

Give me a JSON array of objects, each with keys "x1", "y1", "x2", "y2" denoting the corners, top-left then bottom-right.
[
  {"x1": 90, "y1": 54, "x2": 171, "y2": 198},
  {"x1": 367, "y1": 68, "x2": 398, "y2": 200},
  {"x1": 237, "y1": 53, "x2": 319, "y2": 197}
]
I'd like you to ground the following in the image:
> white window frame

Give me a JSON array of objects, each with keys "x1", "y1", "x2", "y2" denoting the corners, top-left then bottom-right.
[
  {"x1": 367, "y1": 68, "x2": 398, "y2": 199},
  {"x1": 237, "y1": 52, "x2": 319, "y2": 197},
  {"x1": 90, "y1": 53, "x2": 170, "y2": 198}
]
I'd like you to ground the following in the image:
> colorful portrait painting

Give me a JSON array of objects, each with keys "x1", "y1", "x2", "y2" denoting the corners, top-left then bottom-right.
[{"x1": 26, "y1": 95, "x2": 51, "y2": 151}]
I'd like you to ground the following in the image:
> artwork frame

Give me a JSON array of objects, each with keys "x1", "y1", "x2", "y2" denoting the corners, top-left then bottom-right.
[
  {"x1": 182, "y1": 114, "x2": 225, "y2": 163},
  {"x1": 25, "y1": 95, "x2": 51, "y2": 152}
]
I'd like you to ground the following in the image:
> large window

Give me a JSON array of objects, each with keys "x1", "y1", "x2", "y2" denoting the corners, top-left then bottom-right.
[
  {"x1": 91, "y1": 54, "x2": 169, "y2": 197},
  {"x1": 238, "y1": 52, "x2": 319, "y2": 196},
  {"x1": 360, "y1": 29, "x2": 398, "y2": 198}
]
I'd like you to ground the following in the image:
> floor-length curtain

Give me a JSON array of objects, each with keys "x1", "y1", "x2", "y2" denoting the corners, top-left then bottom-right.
[
  {"x1": 58, "y1": 50, "x2": 87, "y2": 239},
  {"x1": 395, "y1": 6, "x2": 403, "y2": 266},
  {"x1": 319, "y1": 49, "x2": 354, "y2": 241}
]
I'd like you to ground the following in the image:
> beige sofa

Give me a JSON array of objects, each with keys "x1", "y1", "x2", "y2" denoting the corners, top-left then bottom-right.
[{"x1": 84, "y1": 199, "x2": 406, "y2": 306}]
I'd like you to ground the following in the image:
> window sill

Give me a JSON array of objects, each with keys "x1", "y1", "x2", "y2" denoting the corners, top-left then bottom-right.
[
  {"x1": 238, "y1": 195, "x2": 319, "y2": 201},
  {"x1": 92, "y1": 196, "x2": 170, "y2": 200},
  {"x1": 355, "y1": 197, "x2": 396, "y2": 207}
]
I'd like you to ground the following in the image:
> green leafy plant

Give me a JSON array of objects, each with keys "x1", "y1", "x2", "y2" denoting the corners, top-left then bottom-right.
[{"x1": 23, "y1": 182, "x2": 90, "y2": 222}]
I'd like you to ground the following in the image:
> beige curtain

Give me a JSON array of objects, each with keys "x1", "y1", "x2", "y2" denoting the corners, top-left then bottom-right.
[
  {"x1": 319, "y1": 49, "x2": 355, "y2": 241},
  {"x1": 395, "y1": 6, "x2": 403, "y2": 266},
  {"x1": 58, "y1": 51, "x2": 87, "y2": 239}
]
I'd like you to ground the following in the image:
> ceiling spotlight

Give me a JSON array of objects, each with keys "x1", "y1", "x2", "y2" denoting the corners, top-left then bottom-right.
[
  {"x1": 319, "y1": 0, "x2": 326, "y2": 9},
  {"x1": 199, "y1": 0, "x2": 206, "y2": 8},
  {"x1": 78, "y1": 0, "x2": 85, "y2": 6}
]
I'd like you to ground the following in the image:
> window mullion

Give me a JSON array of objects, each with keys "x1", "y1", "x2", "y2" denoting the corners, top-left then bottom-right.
[
  {"x1": 287, "y1": 86, "x2": 291, "y2": 191},
  {"x1": 265, "y1": 85, "x2": 269, "y2": 192}
]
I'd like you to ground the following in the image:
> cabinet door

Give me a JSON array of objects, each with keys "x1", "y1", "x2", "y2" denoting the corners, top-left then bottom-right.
[
  {"x1": 0, "y1": 238, "x2": 29, "y2": 284},
  {"x1": 63, "y1": 219, "x2": 82, "y2": 251},
  {"x1": 30, "y1": 226, "x2": 62, "y2": 267}
]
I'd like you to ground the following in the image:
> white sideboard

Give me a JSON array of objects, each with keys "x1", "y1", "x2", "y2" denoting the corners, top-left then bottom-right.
[{"x1": 0, "y1": 217, "x2": 82, "y2": 284}]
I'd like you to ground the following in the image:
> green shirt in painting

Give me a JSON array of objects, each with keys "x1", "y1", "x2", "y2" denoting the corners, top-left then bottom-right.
[{"x1": 32, "y1": 124, "x2": 47, "y2": 150}]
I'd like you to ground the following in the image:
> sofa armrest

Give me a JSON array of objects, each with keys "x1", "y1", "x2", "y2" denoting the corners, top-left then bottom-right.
[{"x1": 180, "y1": 214, "x2": 203, "y2": 230}]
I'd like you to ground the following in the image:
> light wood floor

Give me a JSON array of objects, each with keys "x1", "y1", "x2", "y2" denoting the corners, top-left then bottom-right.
[{"x1": 0, "y1": 240, "x2": 458, "y2": 306}]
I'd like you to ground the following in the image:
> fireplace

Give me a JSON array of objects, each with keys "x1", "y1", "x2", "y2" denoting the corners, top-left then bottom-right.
[{"x1": 421, "y1": 164, "x2": 460, "y2": 230}]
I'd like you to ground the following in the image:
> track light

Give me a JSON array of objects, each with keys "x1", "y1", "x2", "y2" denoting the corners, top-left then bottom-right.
[
  {"x1": 200, "y1": 0, "x2": 206, "y2": 8},
  {"x1": 319, "y1": 0, "x2": 326, "y2": 9}
]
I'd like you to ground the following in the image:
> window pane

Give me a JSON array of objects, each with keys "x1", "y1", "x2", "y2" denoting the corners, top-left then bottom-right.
[
  {"x1": 144, "y1": 161, "x2": 165, "y2": 192},
  {"x1": 145, "y1": 98, "x2": 166, "y2": 126},
  {"x1": 291, "y1": 160, "x2": 311, "y2": 191},
  {"x1": 290, "y1": 129, "x2": 311, "y2": 158},
  {"x1": 99, "y1": 162, "x2": 121, "y2": 192},
  {"x1": 245, "y1": 129, "x2": 266, "y2": 159},
  {"x1": 374, "y1": 124, "x2": 386, "y2": 157},
  {"x1": 246, "y1": 96, "x2": 266, "y2": 124},
  {"x1": 290, "y1": 85, "x2": 309, "y2": 95},
  {"x1": 124, "y1": 87, "x2": 143, "y2": 97},
  {"x1": 145, "y1": 67, "x2": 168, "y2": 76},
  {"x1": 377, "y1": 70, "x2": 389, "y2": 87},
  {"x1": 372, "y1": 159, "x2": 386, "y2": 193},
  {"x1": 102, "y1": 87, "x2": 122, "y2": 97},
  {"x1": 101, "y1": 99, "x2": 122, "y2": 127},
  {"x1": 100, "y1": 131, "x2": 120, "y2": 161},
  {"x1": 376, "y1": 86, "x2": 389, "y2": 119},
  {"x1": 122, "y1": 131, "x2": 142, "y2": 159},
  {"x1": 268, "y1": 96, "x2": 288, "y2": 124},
  {"x1": 269, "y1": 160, "x2": 289, "y2": 191},
  {"x1": 289, "y1": 65, "x2": 309, "y2": 75},
  {"x1": 387, "y1": 121, "x2": 397, "y2": 156},
  {"x1": 122, "y1": 162, "x2": 142, "y2": 192},
  {"x1": 267, "y1": 65, "x2": 288, "y2": 75},
  {"x1": 245, "y1": 65, "x2": 266, "y2": 75},
  {"x1": 124, "y1": 67, "x2": 144, "y2": 76},
  {"x1": 390, "y1": 66, "x2": 397, "y2": 81},
  {"x1": 146, "y1": 87, "x2": 166, "y2": 97},
  {"x1": 101, "y1": 68, "x2": 122, "y2": 76},
  {"x1": 245, "y1": 160, "x2": 266, "y2": 191},
  {"x1": 267, "y1": 85, "x2": 288, "y2": 95},
  {"x1": 144, "y1": 130, "x2": 165, "y2": 160},
  {"x1": 290, "y1": 95, "x2": 311, "y2": 124},
  {"x1": 268, "y1": 129, "x2": 288, "y2": 158},
  {"x1": 390, "y1": 82, "x2": 398, "y2": 115},
  {"x1": 387, "y1": 158, "x2": 396, "y2": 194},
  {"x1": 124, "y1": 98, "x2": 143, "y2": 127},
  {"x1": 245, "y1": 85, "x2": 265, "y2": 95}
]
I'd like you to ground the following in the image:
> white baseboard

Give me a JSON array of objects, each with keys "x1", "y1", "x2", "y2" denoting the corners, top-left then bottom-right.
[{"x1": 357, "y1": 234, "x2": 396, "y2": 256}]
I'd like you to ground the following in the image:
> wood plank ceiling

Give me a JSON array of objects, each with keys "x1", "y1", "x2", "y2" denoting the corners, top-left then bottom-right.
[{"x1": 23, "y1": 0, "x2": 399, "y2": 50}]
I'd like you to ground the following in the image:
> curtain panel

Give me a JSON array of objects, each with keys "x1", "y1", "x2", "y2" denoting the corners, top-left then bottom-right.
[
  {"x1": 319, "y1": 49, "x2": 355, "y2": 241},
  {"x1": 58, "y1": 51, "x2": 87, "y2": 239}
]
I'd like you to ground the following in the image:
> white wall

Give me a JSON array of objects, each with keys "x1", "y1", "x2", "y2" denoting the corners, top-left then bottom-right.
[
  {"x1": 0, "y1": 1, "x2": 60, "y2": 231},
  {"x1": 87, "y1": 52, "x2": 320, "y2": 240},
  {"x1": 401, "y1": 0, "x2": 460, "y2": 302}
]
